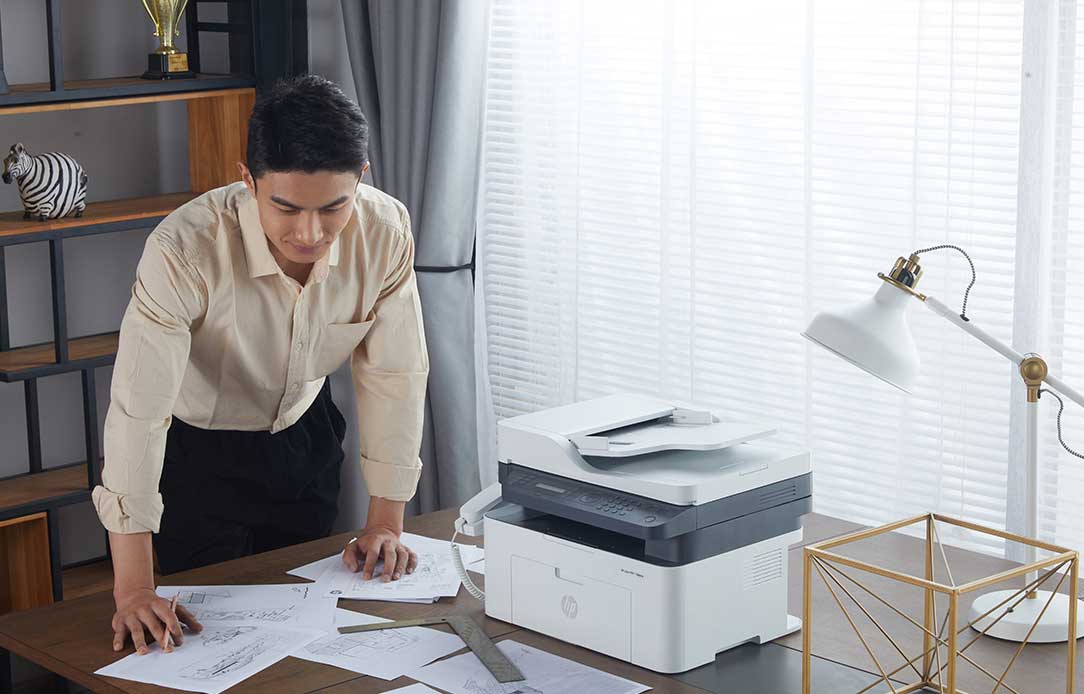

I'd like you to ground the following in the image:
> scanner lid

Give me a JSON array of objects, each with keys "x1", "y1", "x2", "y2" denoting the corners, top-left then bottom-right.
[{"x1": 500, "y1": 393, "x2": 776, "y2": 458}]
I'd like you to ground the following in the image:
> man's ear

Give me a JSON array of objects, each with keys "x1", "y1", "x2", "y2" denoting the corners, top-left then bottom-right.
[{"x1": 237, "y1": 162, "x2": 257, "y2": 195}]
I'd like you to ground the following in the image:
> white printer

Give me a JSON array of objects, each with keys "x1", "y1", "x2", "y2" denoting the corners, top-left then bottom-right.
[{"x1": 462, "y1": 393, "x2": 812, "y2": 674}]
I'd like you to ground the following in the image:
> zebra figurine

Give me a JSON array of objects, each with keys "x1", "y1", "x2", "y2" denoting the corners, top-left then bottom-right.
[{"x1": 2, "y1": 143, "x2": 88, "y2": 221}]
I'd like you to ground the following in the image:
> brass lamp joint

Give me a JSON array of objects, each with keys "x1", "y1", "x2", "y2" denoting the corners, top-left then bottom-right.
[
  {"x1": 878, "y1": 254, "x2": 927, "y2": 301},
  {"x1": 1020, "y1": 355, "x2": 1048, "y2": 403},
  {"x1": 891, "y1": 254, "x2": 923, "y2": 288}
]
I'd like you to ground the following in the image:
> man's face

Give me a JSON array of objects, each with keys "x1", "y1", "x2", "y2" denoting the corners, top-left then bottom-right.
[{"x1": 239, "y1": 163, "x2": 367, "y2": 267}]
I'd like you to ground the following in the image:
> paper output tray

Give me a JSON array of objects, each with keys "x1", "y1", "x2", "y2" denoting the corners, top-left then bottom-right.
[{"x1": 571, "y1": 418, "x2": 776, "y2": 458}]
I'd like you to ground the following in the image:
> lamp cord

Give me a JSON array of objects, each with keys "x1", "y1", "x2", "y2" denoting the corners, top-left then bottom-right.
[
  {"x1": 912, "y1": 244, "x2": 977, "y2": 321},
  {"x1": 1039, "y1": 388, "x2": 1084, "y2": 460}
]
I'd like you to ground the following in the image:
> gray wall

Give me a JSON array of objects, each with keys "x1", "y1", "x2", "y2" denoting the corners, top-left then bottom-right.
[
  {"x1": 0, "y1": 1, "x2": 377, "y2": 572},
  {"x1": 0, "y1": 0, "x2": 198, "y2": 566},
  {"x1": 0, "y1": 0, "x2": 372, "y2": 576},
  {"x1": 0, "y1": 0, "x2": 367, "y2": 684}
]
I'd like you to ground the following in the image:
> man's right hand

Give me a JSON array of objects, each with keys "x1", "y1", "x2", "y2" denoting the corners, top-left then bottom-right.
[{"x1": 112, "y1": 587, "x2": 202, "y2": 655}]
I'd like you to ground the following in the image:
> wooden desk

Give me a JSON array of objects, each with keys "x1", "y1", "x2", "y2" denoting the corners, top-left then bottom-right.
[{"x1": 0, "y1": 511, "x2": 1076, "y2": 693}]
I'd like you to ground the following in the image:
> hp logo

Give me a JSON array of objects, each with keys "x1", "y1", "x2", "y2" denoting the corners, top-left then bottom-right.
[{"x1": 561, "y1": 595, "x2": 578, "y2": 619}]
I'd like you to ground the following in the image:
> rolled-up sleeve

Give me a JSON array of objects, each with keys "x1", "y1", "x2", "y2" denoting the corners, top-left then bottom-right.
[
  {"x1": 92, "y1": 233, "x2": 205, "y2": 534},
  {"x1": 352, "y1": 207, "x2": 430, "y2": 502}
]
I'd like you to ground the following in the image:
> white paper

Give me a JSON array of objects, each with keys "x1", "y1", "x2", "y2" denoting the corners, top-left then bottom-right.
[
  {"x1": 157, "y1": 584, "x2": 337, "y2": 629},
  {"x1": 96, "y1": 625, "x2": 321, "y2": 694},
  {"x1": 287, "y1": 553, "x2": 343, "y2": 582},
  {"x1": 286, "y1": 556, "x2": 435, "y2": 603},
  {"x1": 410, "y1": 640, "x2": 652, "y2": 694},
  {"x1": 319, "y1": 556, "x2": 459, "y2": 601},
  {"x1": 467, "y1": 557, "x2": 486, "y2": 576},
  {"x1": 290, "y1": 608, "x2": 465, "y2": 680},
  {"x1": 314, "y1": 533, "x2": 483, "y2": 602},
  {"x1": 387, "y1": 685, "x2": 441, "y2": 694},
  {"x1": 287, "y1": 533, "x2": 483, "y2": 584}
]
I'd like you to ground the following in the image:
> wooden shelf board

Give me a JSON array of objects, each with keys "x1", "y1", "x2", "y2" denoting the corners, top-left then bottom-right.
[
  {"x1": 0, "y1": 76, "x2": 255, "y2": 114},
  {"x1": 0, "y1": 333, "x2": 118, "y2": 380},
  {"x1": 7, "y1": 84, "x2": 50, "y2": 94},
  {"x1": 0, "y1": 192, "x2": 197, "y2": 241},
  {"x1": 0, "y1": 465, "x2": 90, "y2": 518}
]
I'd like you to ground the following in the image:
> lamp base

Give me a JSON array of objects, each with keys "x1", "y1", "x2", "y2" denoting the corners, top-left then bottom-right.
[{"x1": 968, "y1": 590, "x2": 1084, "y2": 643}]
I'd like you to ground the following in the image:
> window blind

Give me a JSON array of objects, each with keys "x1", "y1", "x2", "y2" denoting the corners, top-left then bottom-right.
[{"x1": 479, "y1": 0, "x2": 1026, "y2": 555}]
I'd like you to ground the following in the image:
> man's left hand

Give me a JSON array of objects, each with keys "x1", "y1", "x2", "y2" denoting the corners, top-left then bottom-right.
[{"x1": 342, "y1": 525, "x2": 418, "y2": 582}]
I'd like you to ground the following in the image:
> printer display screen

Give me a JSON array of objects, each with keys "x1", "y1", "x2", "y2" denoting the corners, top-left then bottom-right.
[{"x1": 534, "y1": 483, "x2": 567, "y2": 494}]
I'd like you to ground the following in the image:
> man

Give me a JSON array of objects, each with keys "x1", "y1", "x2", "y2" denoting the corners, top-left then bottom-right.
[{"x1": 92, "y1": 75, "x2": 429, "y2": 655}]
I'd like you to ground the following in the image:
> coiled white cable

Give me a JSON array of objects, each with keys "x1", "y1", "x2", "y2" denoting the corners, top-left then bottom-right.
[{"x1": 451, "y1": 530, "x2": 485, "y2": 601}]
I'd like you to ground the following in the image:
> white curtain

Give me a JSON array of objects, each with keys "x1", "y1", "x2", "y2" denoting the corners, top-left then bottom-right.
[
  {"x1": 476, "y1": 0, "x2": 1084, "y2": 557},
  {"x1": 1044, "y1": 0, "x2": 1084, "y2": 554}
]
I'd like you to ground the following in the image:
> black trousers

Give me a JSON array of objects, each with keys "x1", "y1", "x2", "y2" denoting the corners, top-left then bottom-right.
[{"x1": 154, "y1": 379, "x2": 347, "y2": 575}]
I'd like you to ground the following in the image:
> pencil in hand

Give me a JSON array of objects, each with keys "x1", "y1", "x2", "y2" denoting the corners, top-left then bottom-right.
[{"x1": 163, "y1": 594, "x2": 179, "y2": 652}]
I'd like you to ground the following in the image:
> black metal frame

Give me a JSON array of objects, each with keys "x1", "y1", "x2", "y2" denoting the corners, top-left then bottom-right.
[
  {"x1": 0, "y1": 215, "x2": 175, "y2": 384},
  {"x1": 0, "y1": 0, "x2": 256, "y2": 109},
  {"x1": 0, "y1": 3, "x2": 308, "y2": 687},
  {"x1": 0, "y1": 340, "x2": 116, "y2": 384},
  {"x1": 0, "y1": 75, "x2": 257, "y2": 108},
  {"x1": 82, "y1": 369, "x2": 100, "y2": 490},
  {"x1": 47, "y1": 510, "x2": 62, "y2": 602},
  {"x1": 0, "y1": 466, "x2": 91, "y2": 516},
  {"x1": 48, "y1": 241, "x2": 66, "y2": 364},
  {"x1": 0, "y1": 649, "x2": 9, "y2": 694},
  {"x1": 0, "y1": 1, "x2": 307, "y2": 109},
  {"x1": 0, "y1": 248, "x2": 7, "y2": 352},
  {"x1": 44, "y1": 0, "x2": 62, "y2": 94},
  {"x1": 187, "y1": 0, "x2": 311, "y2": 91},
  {"x1": 24, "y1": 380, "x2": 41, "y2": 474},
  {"x1": 0, "y1": 214, "x2": 176, "y2": 248}
]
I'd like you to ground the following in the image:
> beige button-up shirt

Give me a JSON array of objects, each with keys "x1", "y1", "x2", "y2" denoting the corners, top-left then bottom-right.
[{"x1": 92, "y1": 181, "x2": 429, "y2": 535}]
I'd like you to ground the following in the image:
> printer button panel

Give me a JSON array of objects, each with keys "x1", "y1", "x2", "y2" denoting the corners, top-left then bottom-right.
[{"x1": 500, "y1": 463, "x2": 677, "y2": 528}]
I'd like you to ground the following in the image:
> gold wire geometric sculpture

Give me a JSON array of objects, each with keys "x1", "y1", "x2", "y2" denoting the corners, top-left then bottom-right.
[{"x1": 802, "y1": 513, "x2": 1079, "y2": 694}]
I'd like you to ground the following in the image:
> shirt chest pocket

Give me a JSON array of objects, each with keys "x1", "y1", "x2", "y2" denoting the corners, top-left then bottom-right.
[{"x1": 307, "y1": 320, "x2": 375, "y2": 379}]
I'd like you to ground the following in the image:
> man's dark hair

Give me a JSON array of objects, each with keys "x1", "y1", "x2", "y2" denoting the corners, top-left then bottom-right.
[{"x1": 246, "y1": 74, "x2": 369, "y2": 178}]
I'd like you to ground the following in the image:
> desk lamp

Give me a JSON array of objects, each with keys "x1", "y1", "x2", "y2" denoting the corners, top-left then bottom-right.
[{"x1": 803, "y1": 245, "x2": 1084, "y2": 643}]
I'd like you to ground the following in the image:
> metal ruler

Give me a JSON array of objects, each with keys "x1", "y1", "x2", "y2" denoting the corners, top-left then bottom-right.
[{"x1": 337, "y1": 614, "x2": 525, "y2": 683}]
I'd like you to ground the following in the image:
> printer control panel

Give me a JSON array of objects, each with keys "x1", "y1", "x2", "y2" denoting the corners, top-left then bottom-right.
[{"x1": 498, "y1": 463, "x2": 686, "y2": 532}]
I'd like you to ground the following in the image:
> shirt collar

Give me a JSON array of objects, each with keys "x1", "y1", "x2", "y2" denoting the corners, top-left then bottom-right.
[{"x1": 238, "y1": 191, "x2": 342, "y2": 282}]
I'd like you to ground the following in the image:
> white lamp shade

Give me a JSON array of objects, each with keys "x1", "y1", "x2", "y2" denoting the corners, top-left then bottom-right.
[{"x1": 802, "y1": 281, "x2": 921, "y2": 393}]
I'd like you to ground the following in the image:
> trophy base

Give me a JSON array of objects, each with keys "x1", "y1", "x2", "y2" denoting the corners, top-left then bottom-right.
[{"x1": 141, "y1": 53, "x2": 194, "y2": 80}]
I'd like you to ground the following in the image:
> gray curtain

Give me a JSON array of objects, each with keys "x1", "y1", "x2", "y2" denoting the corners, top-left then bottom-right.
[{"x1": 341, "y1": 0, "x2": 489, "y2": 514}]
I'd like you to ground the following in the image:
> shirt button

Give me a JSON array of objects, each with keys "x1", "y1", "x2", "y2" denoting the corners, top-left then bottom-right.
[{"x1": 289, "y1": 383, "x2": 299, "y2": 392}]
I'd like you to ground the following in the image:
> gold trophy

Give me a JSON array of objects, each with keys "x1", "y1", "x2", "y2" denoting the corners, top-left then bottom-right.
[{"x1": 140, "y1": 0, "x2": 194, "y2": 80}]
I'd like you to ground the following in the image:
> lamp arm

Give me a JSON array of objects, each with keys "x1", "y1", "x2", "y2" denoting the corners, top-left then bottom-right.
[
  {"x1": 1041, "y1": 374, "x2": 1084, "y2": 412},
  {"x1": 924, "y1": 295, "x2": 1026, "y2": 365},
  {"x1": 924, "y1": 295, "x2": 1084, "y2": 410}
]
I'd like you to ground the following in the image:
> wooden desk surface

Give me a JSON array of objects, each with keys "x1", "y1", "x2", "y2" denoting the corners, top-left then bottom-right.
[
  {"x1": 0, "y1": 510, "x2": 1077, "y2": 693},
  {"x1": 0, "y1": 508, "x2": 706, "y2": 694}
]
